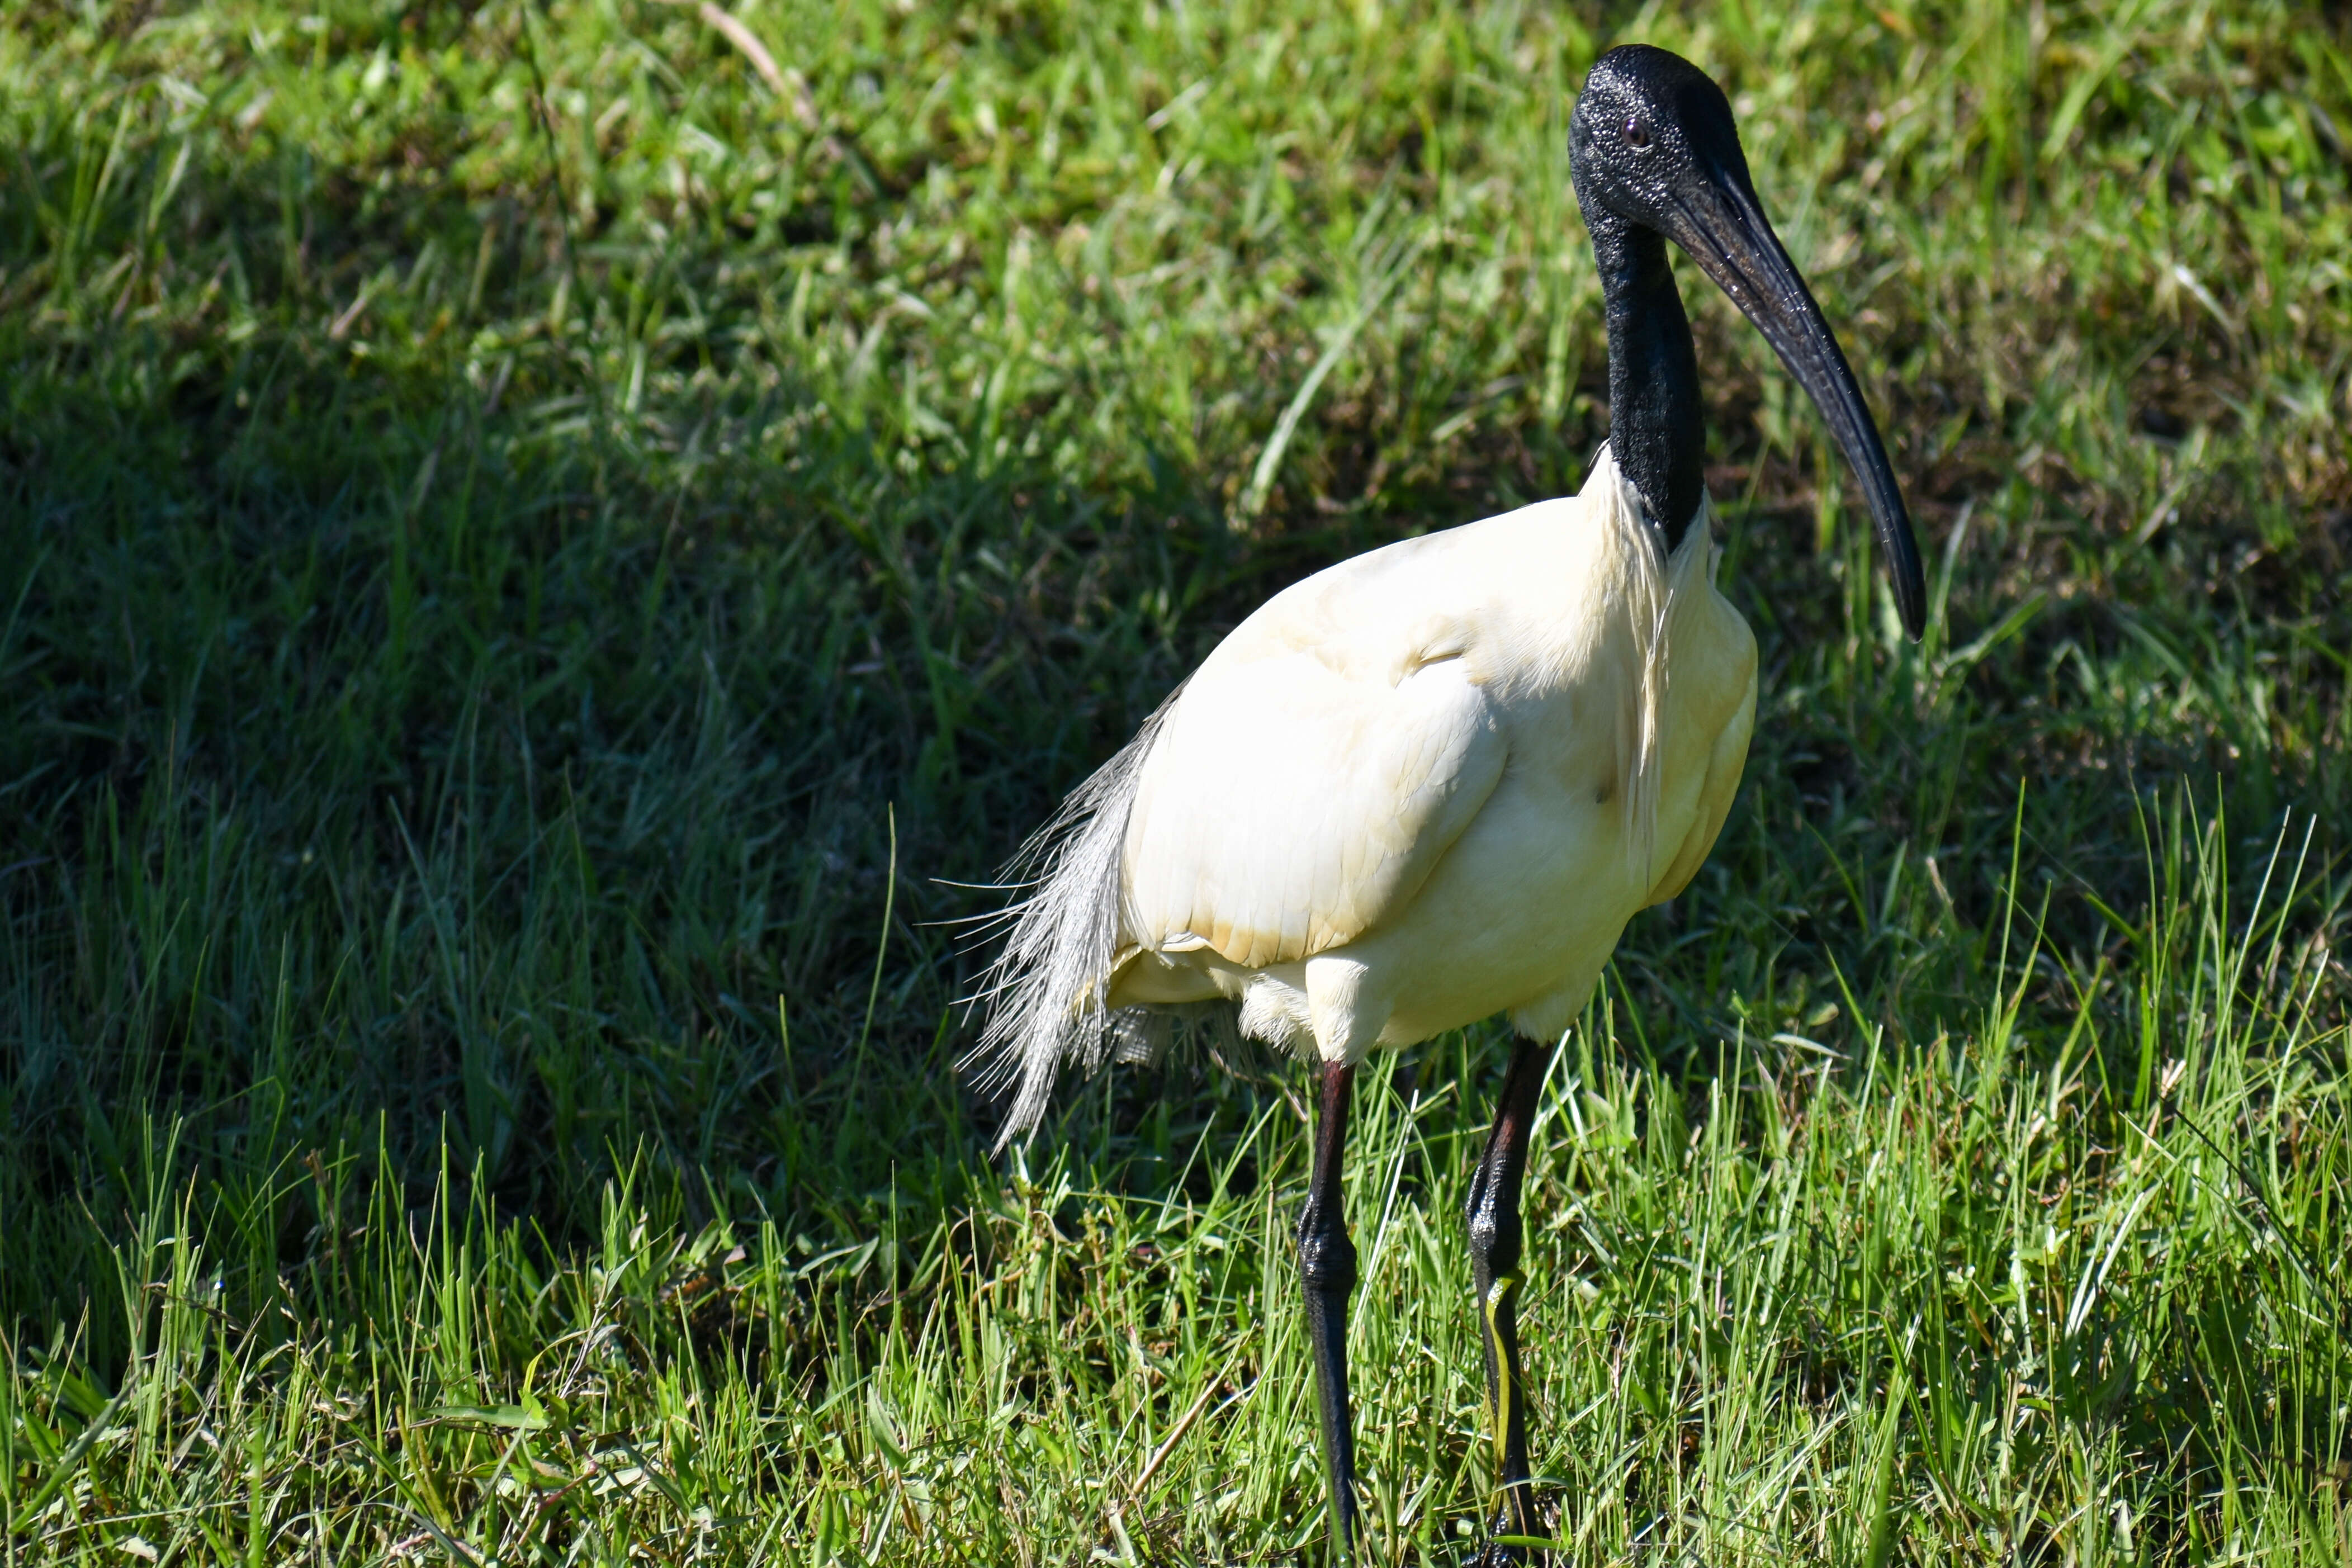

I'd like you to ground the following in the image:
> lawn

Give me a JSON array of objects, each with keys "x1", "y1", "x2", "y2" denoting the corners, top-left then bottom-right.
[{"x1": 1, "y1": 0, "x2": 2349, "y2": 1561}]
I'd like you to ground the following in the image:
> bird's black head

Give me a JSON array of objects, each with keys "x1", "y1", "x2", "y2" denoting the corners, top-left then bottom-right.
[
  {"x1": 1570, "y1": 45, "x2": 1927, "y2": 639},
  {"x1": 1570, "y1": 45, "x2": 1754, "y2": 241}
]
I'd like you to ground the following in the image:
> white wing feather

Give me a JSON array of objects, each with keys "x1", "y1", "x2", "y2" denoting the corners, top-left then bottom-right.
[{"x1": 1123, "y1": 649, "x2": 1505, "y2": 968}]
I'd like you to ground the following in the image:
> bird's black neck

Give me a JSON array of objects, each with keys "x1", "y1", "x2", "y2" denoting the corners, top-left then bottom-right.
[{"x1": 1590, "y1": 212, "x2": 1705, "y2": 551}]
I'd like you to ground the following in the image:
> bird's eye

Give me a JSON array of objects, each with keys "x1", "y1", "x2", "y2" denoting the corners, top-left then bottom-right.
[{"x1": 1624, "y1": 117, "x2": 1652, "y2": 149}]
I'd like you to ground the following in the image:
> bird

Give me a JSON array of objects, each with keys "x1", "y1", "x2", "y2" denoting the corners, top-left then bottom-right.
[{"x1": 970, "y1": 43, "x2": 1926, "y2": 1564}]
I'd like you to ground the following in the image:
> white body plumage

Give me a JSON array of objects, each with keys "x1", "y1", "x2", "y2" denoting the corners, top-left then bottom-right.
[{"x1": 975, "y1": 445, "x2": 1758, "y2": 1141}]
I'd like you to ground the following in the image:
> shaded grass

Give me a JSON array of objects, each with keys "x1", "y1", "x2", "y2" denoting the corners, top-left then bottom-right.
[{"x1": 0, "y1": 0, "x2": 2348, "y2": 1560}]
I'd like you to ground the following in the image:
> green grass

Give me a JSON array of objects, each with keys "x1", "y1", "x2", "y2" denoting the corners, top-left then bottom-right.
[{"x1": 1, "y1": 0, "x2": 2349, "y2": 1560}]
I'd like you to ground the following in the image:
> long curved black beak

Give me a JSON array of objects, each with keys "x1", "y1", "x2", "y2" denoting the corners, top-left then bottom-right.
[{"x1": 1658, "y1": 169, "x2": 1927, "y2": 639}]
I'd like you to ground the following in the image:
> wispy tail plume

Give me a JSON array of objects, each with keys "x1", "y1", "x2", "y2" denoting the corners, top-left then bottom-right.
[{"x1": 964, "y1": 691, "x2": 1179, "y2": 1149}]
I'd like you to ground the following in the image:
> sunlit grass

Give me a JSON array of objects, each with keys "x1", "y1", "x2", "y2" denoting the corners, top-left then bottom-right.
[
  {"x1": 7, "y1": 800, "x2": 2345, "y2": 1561},
  {"x1": 1, "y1": 0, "x2": 2348, "y2": 1561}
]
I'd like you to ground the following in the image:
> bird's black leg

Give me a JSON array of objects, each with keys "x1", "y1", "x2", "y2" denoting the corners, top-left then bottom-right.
[
  {"x1": 1299, "y1": 1059, "x2": 1360, "y2": 1563},
  {"x1": 1465, "y1": 1038, "x2": 1556, "y2": 1560}
]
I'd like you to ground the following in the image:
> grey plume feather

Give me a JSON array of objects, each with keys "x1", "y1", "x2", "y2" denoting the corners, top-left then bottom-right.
[{"x1": 965, "y1": 688, "x2": 1181, "y2": 1149}]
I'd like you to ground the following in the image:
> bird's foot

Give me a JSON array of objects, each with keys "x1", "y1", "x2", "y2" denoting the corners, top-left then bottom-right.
[{"x1": 1466, "y1": 1494, "x2": 1549, "y2": 1566}]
